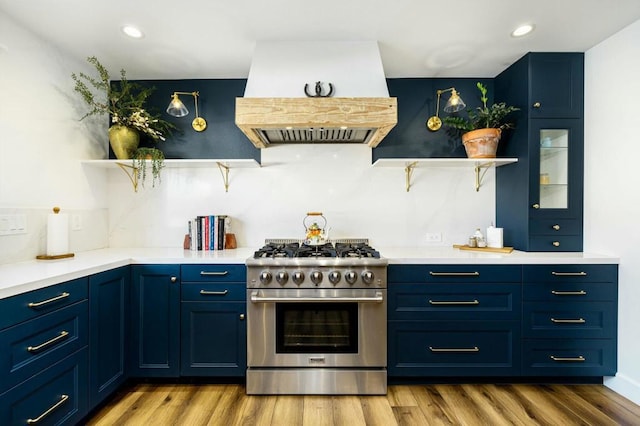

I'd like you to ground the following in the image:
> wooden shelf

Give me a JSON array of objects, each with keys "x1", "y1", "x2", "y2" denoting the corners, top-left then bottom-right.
[
  {"x1": 372, "y1": 158, "x2": 518, "y2": 192},
  {"x1": 82, "y1": 159, "x2": 261, "y2": 192}
]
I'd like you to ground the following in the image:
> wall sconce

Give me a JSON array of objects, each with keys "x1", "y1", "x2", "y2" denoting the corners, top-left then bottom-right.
[
  {"x1": 166, "y1": 91, "x2": 207, "y2": 132},
  {"x1": 426, "y1": 87, "x2": 466, "y2": 131}
]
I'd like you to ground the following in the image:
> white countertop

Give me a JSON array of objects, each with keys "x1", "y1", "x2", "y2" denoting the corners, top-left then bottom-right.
[{"x1": 0, "y1": 246, "x2": 619, "y2": 300}]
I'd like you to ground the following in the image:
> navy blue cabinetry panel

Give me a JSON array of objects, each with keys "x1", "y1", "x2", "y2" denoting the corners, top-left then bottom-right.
[
  {"x1": 180, "y1": 301, "x2": 246, "y2": 376},
  {"x1": 388, "y1": 321, "x2": 521, "y2": 376},
  {"x1": 180, "y1": 264, "x2": 246, "y2": 283},
  {"x1": 130, "y1": 265, "x2": 180, "y2": 378},
  {"x1": 388, "y1": 265, "x2": 521, "y2": 283},
  {"x1": 89, "y1": 266, "x2": 130, "y2": 408},
  {"x1": 529, "y1": 53, "x2": 584, "y2": 118},
  {"x1": 523, "y1": 339, "x2": 615, "y2": 376},
  {"x1": 0, "y1": 301, "x2": 88, "y2": 393},
  {"x1": 523, "y1": 301, "x2": 616, "y2": 339},
  {"x1": 523, "y1": 264, "x2": 618, "y2": 284},
  {"x1": 0, "y1": 348, "x2": 88, "y2": 426}
]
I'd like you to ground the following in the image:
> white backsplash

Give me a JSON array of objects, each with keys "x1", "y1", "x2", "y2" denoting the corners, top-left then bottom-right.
[{"x1": 107, "y1": 144, "x2": 496, "y2": 250}]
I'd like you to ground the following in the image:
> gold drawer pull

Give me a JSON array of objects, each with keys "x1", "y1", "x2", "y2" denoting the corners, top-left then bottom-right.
[
  {"x1": 552, "y1": 241, "x2": 560, "y2": 247},
  {"x1": 429, "y1": 346, "x2": 479, "y2": 353},
  {"x1": 27, "y1": 330, "x2": 70, "y2": 353},
  {"x1": 200, "y1": 271, "x2": 229, "y2": 276},
  {"x1": 551, "y1": 290, "x2": 587, "y2": 296},
  {"x1": 28, "y1": 292, "x2": 70, "y2": 308},
  {"x1": 552, "y1": 271, "x2": 587, "y2": 276},
  {"x1": 429, "y1": 272, "x2": 480, "y2": 277},
  {"x1": 200, "y1": 289, "x2": 229, "y2": 296},
  {"x1": 27, "y1": 394, "x2": 69, "y2": 424},
  {"x1": 550, "y1": 355, "x2": 585, "y2": 362},
  {"x1": 551, "y1": 318, "x2": 586, "y2": 324},
  {"x1": 429, "y1": 299, "x2": 479, "y2": 305},
  {"x1": 552, "y1": 224, "x2": 561, "y2": 230}
]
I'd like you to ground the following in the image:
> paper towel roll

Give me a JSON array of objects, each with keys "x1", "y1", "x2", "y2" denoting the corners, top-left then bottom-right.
[{"x1": 47, "y1": 208, "x2": 70, "y2": 256}]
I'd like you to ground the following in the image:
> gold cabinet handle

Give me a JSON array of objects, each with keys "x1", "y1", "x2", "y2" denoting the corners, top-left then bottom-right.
[
  {"x1": 551, "y1": 290, "x2": 587, "y2": 296},
  {"x1": 239, "y1": 314, "x2": 245, "y2": 320},
  {"x1": 551, "y1": 318, "x2": 586, "y2": 324},
  {"x1": 26, "y1": 394, "x2": 69, "y2": 424},
  {"x1": 552, "y1": 224, "x2": 560, "y2": 230},
  {"x1": 533, "y1": 102, "x2": 541, "y2": 108},
  {"x1": 170, "y1": 276, "x2": 178, "y2": 283},
  {"x1": 28, "y1": 292, "x2": 70, "y2": 308},
  {"x1": 552, "y1": 241, "x2": 560, "y2": 247},
  {"x1": 200, "y1": 289, "x2": 229, "y2": 296},
  {"x1": 200, "y1": 271, "x2": 229, "y2": 276},
  {"x1": 429, "y1": 299, "x2": 479, "y2": 305},
  {"x1": 552, "y1": 271, "x2": 587, "y2": 276},
  {"x1": 532, "y1": 203, "x2": 540, "y2": 209},
  {"x1": 550, "y1": 355, "x2": 585, "y2": 362},
  {"x1": 429, "y1": 346, "x2": 479, "y2": 353},
  {"x1": 429, "y1": 272, "x2": 480, "y2": 277},
  {"x1": 27, "y1": 330, "x2": 70, "y2": 353}
]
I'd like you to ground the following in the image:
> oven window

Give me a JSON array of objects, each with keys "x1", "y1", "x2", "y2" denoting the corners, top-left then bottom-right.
[{"x1": 275, "y1": 302, "x2": 358, "y2": 353}]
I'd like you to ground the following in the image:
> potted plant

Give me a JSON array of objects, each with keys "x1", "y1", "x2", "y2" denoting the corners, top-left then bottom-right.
[
  {"x1": 132, "y1": 147, "x2": 165, "y2": 188},
  {"x1": 443, "y1": 82, "x2": 519, "y2": 158},
  {"x1": 72, "y1": 56, "x2": 176, "y2": 159}
]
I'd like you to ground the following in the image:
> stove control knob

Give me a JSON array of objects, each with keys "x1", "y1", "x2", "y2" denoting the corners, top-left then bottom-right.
[
  {"x1": 361, "y1": 270, "x2": 375, "y2": 285},
  {"x1": 292, "y1": 271, "x2": 305, "y2": 285},
  {"x1": 345, "y1": 271, "x2": 358, "y2": 285},
  {"x1": 276, "y1": 271, "x2": 289, "y2": 285},
  {"x1": 259, "y1": 271, "x2": 272, "y2": 285},
  {"x1": 328, "y1": 271, "x2": 341, "y2": 285},
  {"x1": 310, "y1": 270, "x2": 323, "y2": 285}
]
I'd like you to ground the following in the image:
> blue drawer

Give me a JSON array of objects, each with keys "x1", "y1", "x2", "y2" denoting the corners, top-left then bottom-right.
[
  {"x1": 180, "y1": 264, "x2": 246, "y2": 283},
  {"x1": 0, "y1": 278, "x2": 88, "y2": 330},
  {"x1": 524, "y1": 282, "x2": 617, "y2": 302},
  {"x1": 0, "y1": 301, "x2": 88, "y2": 393},
  {"x1": 181, "y1": 282, "x2": 245, "y2": 301},
  {"x1": 522, "y1": 339, "x2": 616, "y2": 376},
  {"x1": 523, "y1": 265, "x2": 618, "y2": 283},
  {"x1": 388, "y1": 283, "x2": 521, "y2": 321},
  {"x1": 528, "y1": 236, "x2": 583, "y2": 252},
  {"x1": 523, "y1": 301, "x2": 616, "y2": 338},
  {"x1": 530, "y1": 218, "x2": 581, "y2": 236},
  {"x1": 0, "y1": 348, "x2": 88, "y2": 426},
  {"x1": 388, "y1": 265, "x2": 521, "y2": 284}
]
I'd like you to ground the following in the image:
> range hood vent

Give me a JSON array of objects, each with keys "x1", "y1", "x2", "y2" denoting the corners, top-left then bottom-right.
[{"x1": 235, "y1": 41, "x2": 397, "y2": 148}]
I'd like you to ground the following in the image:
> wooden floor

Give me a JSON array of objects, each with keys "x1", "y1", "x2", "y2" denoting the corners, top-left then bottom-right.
[{"x1": 86, "y1": 383, "x2": 640, "y2": 426}]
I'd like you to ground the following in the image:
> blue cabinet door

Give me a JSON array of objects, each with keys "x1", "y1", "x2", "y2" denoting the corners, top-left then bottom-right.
[
  {"x1": 89, "y1": 266, "x2": 130, "y2": 407},
  {"x1": 529, "y1": 53, "x2": 584, "y2": 118},
  {"x1": 130, "y1": 265, "x2": 180, "y2": 377},
  {"x1": 180, "y1": 301, "x2": 246, "y2": 376}
]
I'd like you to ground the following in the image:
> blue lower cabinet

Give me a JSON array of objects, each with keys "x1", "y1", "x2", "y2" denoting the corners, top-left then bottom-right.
[
  {"x1": 388, "y1": 321, "x2": 521, "y2": 376},
  {"x1": 130, "y1": 265, "x2": 180, "y2": 378},
  {"x1": 89, "y1": 266, "x2": 130, "y2": 407},
  {"x1": 522, "y1": 339, "x2": 616, "y2": 376},
  {"x1": 180, "y1": 301, "x2": 246, "y2": 376},
  {"x1": 0, "y1": 348, "x2": 88, "y2": 426}
]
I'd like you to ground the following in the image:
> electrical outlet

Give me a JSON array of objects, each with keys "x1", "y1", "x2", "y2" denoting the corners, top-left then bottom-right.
[
  {"x1": 426, "y1": 232, "x2": 442, "y2": 243},
  {"x1": 71, "y1": 214, "x2": 82, "y2": 231}
]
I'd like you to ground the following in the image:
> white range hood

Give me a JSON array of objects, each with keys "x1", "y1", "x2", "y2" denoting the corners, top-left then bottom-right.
[{"x1": 235, "y1": 41, "x2": 397, "y2": 148}]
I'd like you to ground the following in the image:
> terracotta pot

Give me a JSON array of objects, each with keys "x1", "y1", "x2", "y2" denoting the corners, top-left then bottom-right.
[
  {"x1": 108, "y1": 125, "x2": 140, "y2": 159},
  {"x1": 462, "y1": 128, "x2": 501, "y2": 159}
]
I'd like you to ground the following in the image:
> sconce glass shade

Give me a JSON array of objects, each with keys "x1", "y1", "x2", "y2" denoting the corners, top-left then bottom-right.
[
  {"x1": 443, "y1": 89, "x2": 466, "y2": 113},
  {"x1": 166, "y1": 94, "x2": 189, "y2": 117}
]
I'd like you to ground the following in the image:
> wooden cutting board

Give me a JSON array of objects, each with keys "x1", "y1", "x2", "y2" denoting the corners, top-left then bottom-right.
[{"x1": 453, "y1": 244, "x2": 514, "y2": 254}]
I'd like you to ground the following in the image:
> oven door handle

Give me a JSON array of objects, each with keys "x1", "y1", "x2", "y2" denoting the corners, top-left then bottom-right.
[{"x1": 250, "y1": 291, "x2": 384, "y2": 303}]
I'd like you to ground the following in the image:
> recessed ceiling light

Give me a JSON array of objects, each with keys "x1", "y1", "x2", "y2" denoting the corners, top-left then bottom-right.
[
  {"x1": 121, "y1": 25, "x2": 144, "y2": 39},
  {"x1": 511, "y1": 24, "x2": 535, "y2": 37}
]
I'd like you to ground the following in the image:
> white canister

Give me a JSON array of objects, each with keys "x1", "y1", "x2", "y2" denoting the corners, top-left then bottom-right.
[{"x1": 486, "y1": 225, "x2": 504, "y2": 249}]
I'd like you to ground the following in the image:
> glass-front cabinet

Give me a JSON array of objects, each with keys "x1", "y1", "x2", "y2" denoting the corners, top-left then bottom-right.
[{"x1": 538, "y1": 129, "x2": 569, "y2": 209}]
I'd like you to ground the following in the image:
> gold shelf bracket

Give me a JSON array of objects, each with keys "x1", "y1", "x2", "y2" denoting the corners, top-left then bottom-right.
[
  {"x1": 116, "y1": 162, "x2": 139, "y2": 192},
  {"x1": 405, "y1": 161, "x2": 417, "y2": 192},
  {"x1": 474, "y1": 162, "x2": 494, "y2": 192},
  {"x1": 217, "y1": 162, "x2": 230, "y2": 192}
]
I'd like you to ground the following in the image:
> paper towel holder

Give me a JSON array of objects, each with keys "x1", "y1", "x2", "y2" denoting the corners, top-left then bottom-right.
[{"x1": 36, "y1": 207, "x2": 75, "y2": 260}]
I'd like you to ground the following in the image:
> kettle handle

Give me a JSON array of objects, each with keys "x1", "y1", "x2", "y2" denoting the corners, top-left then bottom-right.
[{"x1": 306, "y1": 212, "x2": 323, "y2": 216}]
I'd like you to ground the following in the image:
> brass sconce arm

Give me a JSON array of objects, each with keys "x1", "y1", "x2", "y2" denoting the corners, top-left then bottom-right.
[
  {"x1": 427, "y1": 87, "x2": 466, "y2": 132},
  {"x1": 166, "y1": 91, "x2": 207, "y2": 132}
]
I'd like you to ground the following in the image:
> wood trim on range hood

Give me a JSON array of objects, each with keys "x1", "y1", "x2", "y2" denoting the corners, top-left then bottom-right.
[{"x1": 235, "y1": 97, "x2": 397, "y2": 148}]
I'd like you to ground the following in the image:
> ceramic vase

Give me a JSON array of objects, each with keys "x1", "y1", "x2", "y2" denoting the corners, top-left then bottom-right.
[{"x1": 461, "y1": 128, "x2": 501, "y2": 159}]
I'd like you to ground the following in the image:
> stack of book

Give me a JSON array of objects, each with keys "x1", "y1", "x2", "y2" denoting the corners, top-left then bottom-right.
[{"x1": 188, "y1": 215, "x2": 228, "y2": 251}]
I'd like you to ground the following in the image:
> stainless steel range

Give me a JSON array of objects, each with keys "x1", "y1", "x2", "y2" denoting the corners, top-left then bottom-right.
[{"x1": 245, "y1": 239, "x2": 387, "y2": 395}]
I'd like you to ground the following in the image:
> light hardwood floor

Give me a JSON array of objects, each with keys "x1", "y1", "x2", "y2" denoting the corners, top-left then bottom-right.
[{"x1": 86, "y1": 383, "x2": 640, "y2": 425}]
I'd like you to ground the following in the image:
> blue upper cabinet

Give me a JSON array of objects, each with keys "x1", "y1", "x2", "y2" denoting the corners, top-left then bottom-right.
[
  {"x1": 116, "y1": 79, "x2": 261, "y2": 162},
  {"x1": 495, "y1": 53, "x2": 585, "y2": 252}
]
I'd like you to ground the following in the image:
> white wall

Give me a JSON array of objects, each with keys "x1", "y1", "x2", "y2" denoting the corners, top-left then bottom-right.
[
  {"x1": 585, "y1": 19, "x2": 640, "y2": 404},
  {"x1": 0, "y1": 11, "x2": 109, "y2": 263}
]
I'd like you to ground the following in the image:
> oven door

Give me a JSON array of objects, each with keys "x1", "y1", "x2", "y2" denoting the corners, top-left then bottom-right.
[{"x1": 247, "y1": 288, "x2": 386, "y2": 368}]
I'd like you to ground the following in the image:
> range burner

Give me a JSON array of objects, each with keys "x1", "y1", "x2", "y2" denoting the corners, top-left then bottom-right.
[
  {"x1": 335, "y1": 242, "x2": 380, "y2": 259},
  {"x1": 253, "y1": 239, "x2": 379, "y2": 259}
]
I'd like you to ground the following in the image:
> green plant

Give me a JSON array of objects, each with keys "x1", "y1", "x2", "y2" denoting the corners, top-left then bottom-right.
[
  {"x1": 443, "y1": 82, "x2": 519, "y2": 133},
  {"x1": 132, "y1": 147, "x2": 165, "y2": 188},
  {"x1": 72, "y1": 56, "x2": 176, "y2": 141}
]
